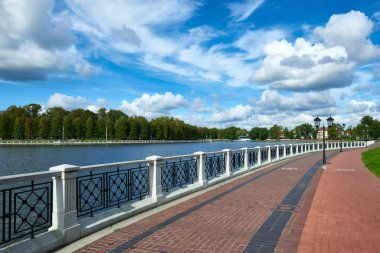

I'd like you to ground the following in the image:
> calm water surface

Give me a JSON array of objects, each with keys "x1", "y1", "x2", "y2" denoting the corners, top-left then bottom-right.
[{"x1": 0, "y1": 141, "x2": 295, "y2": 176}]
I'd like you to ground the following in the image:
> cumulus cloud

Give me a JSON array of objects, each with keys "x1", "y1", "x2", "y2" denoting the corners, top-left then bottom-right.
[
  {"x1": 314, "y1": 10, "x2": 380, "y2": 63},
  {"x1": 235, "y1": 29, "x2": 287, "y2": 59},
  {"x1": 0, "y1": 0, "x2": 96, "y2": 81},
  {"x1": 226, "y1": 0, "x2": 265, "y2": 22},
  {"x1": 46, "y1": 93, "x2": 106, "y2": 111},
  {"x1": 256, "y1": 90, "x2": 336, "y2": 113},
  {"x1": 119, "y1": 92, "x2": 188, "y2": 118},
  {"x1": 251, "y1": 38, "x2": 355, "y2": 91},
  {"x1": 209, "y1": 104, "x2": 253, "y2": 123},
  {"x1": 347, "y1": 100, "x2": 376, "y2": 113}
]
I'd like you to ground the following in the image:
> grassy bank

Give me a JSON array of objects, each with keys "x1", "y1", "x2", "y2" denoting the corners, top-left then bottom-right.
[{"x1": 362, "y1": 147, "x2": 380, "y2": 179}]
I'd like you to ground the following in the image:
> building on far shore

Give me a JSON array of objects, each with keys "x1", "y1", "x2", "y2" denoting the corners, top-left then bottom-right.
[{"x1": 316, "y1": 128, "x2": 329, "y2": 139}]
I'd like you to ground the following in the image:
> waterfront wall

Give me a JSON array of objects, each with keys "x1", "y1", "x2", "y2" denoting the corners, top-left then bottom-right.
[{"x1": 0, "y1": 140, "x2": 373, "y2": 253}]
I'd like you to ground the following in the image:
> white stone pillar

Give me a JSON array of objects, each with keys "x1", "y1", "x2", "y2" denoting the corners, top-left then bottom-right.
[
  {"x1": 295, "y1": 144, "x2": 299, "y2": 155},
  {"x1": 194, "y1": 152, "x2": 207, "y2": 188},
  {"x1": 282, "y1": 145, "x2": 286, "y2": 158},
  {"x1": 289, "y1": 144, "x2": 293, "y2": 157},
  {"x1": 275, "y1": 145, "x2": 279, "y2": 160},
  {"x1": 223, "y1": 149, "x2": 231, "y2": 176},
  {"x1": 256, "y1": 146, "x2": 261, "y2": 167},
  {"x1": 241, "y1": 148, "x2": 249, "y2": 171},
  {"x1": 49, "y1": 164, "x2": 81, "y2": 243},
  {"x1": 266, "y1": 146, "x2": 271, "y2": 163},
  {"x1": 146, "y1": 155, "x2": 165, "y2": 205}
]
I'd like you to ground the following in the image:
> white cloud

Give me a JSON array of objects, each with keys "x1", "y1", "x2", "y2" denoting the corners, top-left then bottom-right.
[
  {"x1": 251, "y1": 38, "x2": 355, "y2": 91},
  {"x1": 314, "y1": 10, "x2": 380, "y2": 63},
  {"x1": 347, "y1": 100, "x2": 376, "y2": 113},
  {"x1": 234, "y1": 29, "x2": 287, "y2": 59},
  {"x1": 209, "y1": 104, "x2": 253, "y2": 123},
  {"x1": 257, "y1": 90, "x2": 336, "y2": 113},
  {"x1": 226, "y1": 0, "x2": 265, "y2": 22},
  {"x1": 0, "y1": 0, "x2": 95, "y2": 81},
  {"x1": 46, "y1": 93, "x2": 106, "y2": 111},
  {"x1": 119, "y1": 92, "x2": 188, "y2": 118}
]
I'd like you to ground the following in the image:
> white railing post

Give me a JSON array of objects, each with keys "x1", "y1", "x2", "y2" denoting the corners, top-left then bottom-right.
[
  {"x1": 266, "y1": 145, "x2": 271, "y2": 163},
  {"x1": 289, "y1": 144, "x2": 293, "y2": 156},
  {"x1": 194, "y1": 151, "x2": 207, "y2": 188},
  {"x1": 282, "y1": 145, "x2": 286, "y2": 158},
  {"x1": 49, "y1": 164, "x2": 81, "y2": 243},
  {"x1": 146, "y1": 155, "x2": 165, "y2": 205},
  {"x1": 223, "y1": 149, "x2": 231, "y2": 176},
  {"x1": 256, "y1": 146, "x2": 261, "y2": 167},
  {"x1": 275, "y1": 145, "x2": 279, "y2": 160},
  {"x1": 241, "y1": 148, "x2": 249, "y2": 171},
  {"x1": 295, "y1": 144, "x2": 299, "y2": 155}
]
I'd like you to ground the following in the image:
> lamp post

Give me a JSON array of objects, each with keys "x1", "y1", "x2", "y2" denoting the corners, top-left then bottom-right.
[
  {"x1": 314, "y1": 115, "x2": 334, "y2": 165},
  {"x1": 340, "y1": 123, "x2": 345, "y2": 152}
]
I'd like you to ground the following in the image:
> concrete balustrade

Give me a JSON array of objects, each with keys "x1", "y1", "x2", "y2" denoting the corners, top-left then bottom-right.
[{"x1": 0, "y1": 140, "x2": 373, "y2": 253}]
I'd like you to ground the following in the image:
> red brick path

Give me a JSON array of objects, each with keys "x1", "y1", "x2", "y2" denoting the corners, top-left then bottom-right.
[
  {"x1": 298, "y1": 147, "x2": 380, "y2": 253},
  {"x1": 72, "y1": 147, "x2": 380, "y2": 253}
]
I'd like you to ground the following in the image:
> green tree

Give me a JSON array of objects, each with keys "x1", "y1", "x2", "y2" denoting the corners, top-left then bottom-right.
[
  {"x1": 138, "y1": 117, "x2": 150, "y2": 139},
  {"x1": 23, "y1": 104, "x2": 41, "y2": 118},
  {"x1": 115, "y1": 116, "x2": 128, "y2": 139},
  {"x1": 24, "y1": 117, "x2": 33, "y2": 139},
  {"x1": 13, "y1": 117, "x2": 25, "y2": 139},
  {"x1": 38, "y1": 116, "x2": 50, "y2": 139},
  {"x1": 85, "y1": 117, "x2": 95, "y2": 139},
  {"x1": 128, "y1": 117, "x2": 139, "y2": 140},
  {"x1": 269, "y1": 125, "x2": 282, "y2": 140},
  {"x1": 74, "y1": 117, "x2": 83, "y2": 139},
  {"x1": 0, "y1": 114, "x2": 11, "y2": 139},
  {"x1": 96, "y1": 118, "x2": 106, "y2": 138}
]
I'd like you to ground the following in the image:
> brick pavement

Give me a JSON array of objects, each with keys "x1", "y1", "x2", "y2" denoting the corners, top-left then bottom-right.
[
  {"x1": 297, "y1": 147, "x2": 380, "y2": 253},
  {"x1": 72, "y1": 150, "x2": 331, "y2": 253}
]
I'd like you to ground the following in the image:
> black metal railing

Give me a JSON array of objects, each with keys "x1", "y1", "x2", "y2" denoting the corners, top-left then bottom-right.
[
  {"x1": 292, "y1": 145, "x2": 297, "y2": 154},
  {"x1": 285, "y1": 146, "x2": 291, "y2": 156},
  {"x1": 248, "y1": 150, "x2": 257, "y2": 167},
  {"x1": 230, "y1": 151, "x2": 244, "y2": 173},
  {"x1": 77, "y1": 165, "x2": 149, "y2": 217},
  {"x1": 205, "y1": 154, "x2": 225, "y2": 179},
  {"x1": 271, "y1": 147, "x2": 277, "y2": 160},
  {"x1": 279, "y1": 146, "x2": 284, "y2": 158},
  {"x1": 161, "y1": 158, "x2": 197, "y2": 192},
  {"x1": 261, "y1": 148, "x2": 268, "y2": 163},
  {"x1": 0, "y1": 180, "x2": 53, "y2": 245}
]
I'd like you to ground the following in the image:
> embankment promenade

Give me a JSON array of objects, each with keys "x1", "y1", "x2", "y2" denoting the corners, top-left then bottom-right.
[{"x1": 0, "y1": 140, "x2": 373, "y2": 253}]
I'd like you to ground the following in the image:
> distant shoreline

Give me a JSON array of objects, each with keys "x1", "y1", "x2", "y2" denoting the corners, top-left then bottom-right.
[{"x1": 0, "y1": 139, "x2": 214, "y2": 146}]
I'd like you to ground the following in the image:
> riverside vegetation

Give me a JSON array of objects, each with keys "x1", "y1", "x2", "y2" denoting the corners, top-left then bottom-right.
[{"x1": 0, "y1": 103, "x2": 378, "y2": 141}]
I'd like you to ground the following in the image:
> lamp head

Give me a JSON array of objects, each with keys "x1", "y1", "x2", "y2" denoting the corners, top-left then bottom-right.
[
  {"x1": 327, "y1": 116, "x2": 334, "y2": 128},
  {"x1": 314, "y1": 116, "x2": 321, "y2": 129}
]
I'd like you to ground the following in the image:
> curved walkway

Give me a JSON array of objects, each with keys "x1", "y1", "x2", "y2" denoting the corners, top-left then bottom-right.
[
  {"x1": 57, "y1": 147, "x2": 379, "y2": 253},
  {"x1": 298, "y1": 146, "x2": 380, "y2": 253}
]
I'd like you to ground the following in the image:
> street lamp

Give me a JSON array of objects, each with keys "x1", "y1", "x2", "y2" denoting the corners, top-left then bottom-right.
[
  {"x1": 314, "y1": 115, "x2": 334, "y2": 165},
  {"x1": 340, "y1": 123, "x2": 345, "y2": 152}
]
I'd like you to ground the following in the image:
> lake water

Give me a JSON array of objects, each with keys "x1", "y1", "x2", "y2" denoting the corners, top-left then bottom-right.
[{"x1": 0, "y1": 141, "x2": 295, "y2": 176}]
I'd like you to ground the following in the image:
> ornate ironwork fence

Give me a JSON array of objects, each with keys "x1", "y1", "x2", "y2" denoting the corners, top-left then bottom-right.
[
  {"x1": 230, "y1": 151, "x2": 244, "y2": 173},
  {"x1": 161, "y1": 158, "x2": 197, "y2": 192},
  {"x1": 0, "y1": 180, "x2": 53, "y2": 245},
  {"x1": 77, "y1": 165, "x2": 149, "y2": 217},
  {"x1": 286, "y1": 146, "x2": 291, "y2": 156},
  {"x1": 271, "y1": 147, "x2": 277, "y2": 160},
  {"x1": 205, "y1": 153, "x2": 225, "y2": 179},
  {"x1": 261, "y1": 148, "x2": 268, "y2": 163},
  {"x1": 248, "y1": 149, "x2": 257, "y2": 167},
  {"x1": 279, "y1": 146, "x2": 284, "y2": 158}
]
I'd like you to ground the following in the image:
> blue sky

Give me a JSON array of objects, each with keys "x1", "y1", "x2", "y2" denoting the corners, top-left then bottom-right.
[{"x1": 1, "y1": 0, "x2": 380, "y2": 129}]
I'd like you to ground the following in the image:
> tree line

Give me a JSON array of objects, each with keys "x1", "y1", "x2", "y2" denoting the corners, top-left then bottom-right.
[
  {"x1": 0, "y1": 104, "x2": 248, "y2": 140},
  {"x1": 0, "y1": 104, "x2": 376, "y2": 141}
]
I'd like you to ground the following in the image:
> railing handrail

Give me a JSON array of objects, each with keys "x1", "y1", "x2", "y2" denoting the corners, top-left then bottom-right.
[
  {"x1": 79, "y1": 159, "x2": 148, "y2": 172},
  {"x1": 0, "y1": 170, "x2": 59, "y2": 185}
]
